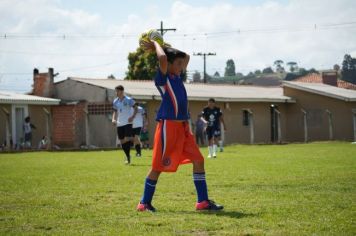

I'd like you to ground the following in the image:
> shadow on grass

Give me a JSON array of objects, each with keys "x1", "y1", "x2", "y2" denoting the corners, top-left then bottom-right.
[
  {"x1": 177, "y1": 210, "x2": 258, "y2": 219},
  {"x1": 128, "y1": 163, "x2": 151, "y2": 167}
]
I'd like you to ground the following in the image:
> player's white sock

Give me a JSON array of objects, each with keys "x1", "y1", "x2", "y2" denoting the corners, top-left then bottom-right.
[
  {"x1": 218, "y1": 140, "x2": 223, "y2": 151},
  {"x1": 208, "y1": 146, "x2": 213, "y2": 157},
  {"x1": 213, "y1": 145, "x2": 217, "y2": 155}
]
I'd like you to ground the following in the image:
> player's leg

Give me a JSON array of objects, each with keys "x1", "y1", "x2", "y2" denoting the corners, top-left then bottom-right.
[
  {"x1": 117, "y1": 126, "x2": 128, "y2": 163},
  {"x1": 206, "y1": 128, "x2": 213, "y2": 158},
  {"x1": 137, "y1": 169, "x2": 161, "y2": 212},
  {"x1": 119, "y1": 125, "x2": 132, "y2": 164},
  {"x1": 212, "y1": 129, "x2": 221, "y2": 158},
  {"x1": 134, "y1": 134, "x2": 142, "y2": 157},
  {"x1": 180, "y1": 125, "x2": 223, "y2": 211},
  {"x1": 133, "y1": 127, "x2": 142, "y2": 157},
  {"x1": 138, "y1": 173, "x2": 160, "y2": 212},
  {"x1": 192, "y1": 160, "x2": 208, "y2": 203},
  {"x1": 191, "y1": 158, "x2": 223, "y2": 211},
  {"x1": 218, "y1": 126, "x2": 224, "y2": 152},
  {"x1": 218, "y1": 137, "x2": 224, "y2": 152},
  {"x1": 200, "y1": 132, "x2": 205, "y2": 146},
  {"x1": 138, "y1": 121, "x2": 167, "y2": 212},
  {"x1": 120, "y1": 137, "x2": 131, "y2": 164},
  {"x1": 212, "y1": 136, "x2": 218, "y2": 158}
]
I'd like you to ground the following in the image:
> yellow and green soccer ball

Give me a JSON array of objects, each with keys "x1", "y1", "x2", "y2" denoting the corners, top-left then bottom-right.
[{"x1": 139, "y1": 29, "x2": 170, "y2": 50}]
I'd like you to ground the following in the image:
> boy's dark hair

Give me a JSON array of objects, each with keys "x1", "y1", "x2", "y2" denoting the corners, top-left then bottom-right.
[
  {"x1": 115, "y1": 85, "x2": 124, "y2": 91},
  {"x1": 25, "y1": 116, "x2": 30, "y2": 122},
  {"x1": 163, "y1": 47, "x2": 186, "y2": 64},
  {"x1": 209, "y1": 98, "x2": 216, "y2": 103}
]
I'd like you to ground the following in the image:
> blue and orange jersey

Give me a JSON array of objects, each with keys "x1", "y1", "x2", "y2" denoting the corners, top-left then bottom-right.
[{"x1": 155, "y1": 69, "x2": 189, "y2": 121}]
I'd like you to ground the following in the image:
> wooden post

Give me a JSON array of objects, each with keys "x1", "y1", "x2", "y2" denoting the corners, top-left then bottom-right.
[
  {"x1": 83, "y1": 107, "x2": 90, "y2": 146},
  {"x1": 42, "y1": 107, "x2": 51, "y2": 150},
  {"x1": 301, "y1": 109, "x2": 308, "y2": 143},
  {"x1": 353, "y1": 109, "x2": 356, "y2": 142},
  {"x1": 275, "y1": 109, "x2": 282, "y2": 143},
  {"x1": 246, "y1": 109, "x2": 254, "y2": 144},
  {"x1": 326, "y1": 109, "x2": 333, "y2": 140},
  {"x1": 1, "y1": 107, "x2": 11, "y2": 150}
]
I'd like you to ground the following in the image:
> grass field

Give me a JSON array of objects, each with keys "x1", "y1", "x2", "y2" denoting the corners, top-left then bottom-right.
[{"x1": 0, "y1": 142, "x2": 355, "y2": 235}]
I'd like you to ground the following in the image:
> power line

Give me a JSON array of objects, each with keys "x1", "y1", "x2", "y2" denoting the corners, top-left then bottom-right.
[
  {"x1": 0, "y1": 49, "x2": 125, "y2": 57},
  {"x1": 0, "y1": 61, "x2": 117, "y2": 75},
  {"x1": 1, "y1": 20, "x2": 355, "y2": 40}
]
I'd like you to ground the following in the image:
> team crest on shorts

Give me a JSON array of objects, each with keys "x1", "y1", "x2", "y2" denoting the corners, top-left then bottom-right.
[{"x1": 162, "y1": 157, "x2": 171, "y2": 166}]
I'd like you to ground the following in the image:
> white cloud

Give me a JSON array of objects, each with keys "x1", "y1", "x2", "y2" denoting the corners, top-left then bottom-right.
[{"x1": 0, "y1": 0, "x2": 356, "y2": 92}]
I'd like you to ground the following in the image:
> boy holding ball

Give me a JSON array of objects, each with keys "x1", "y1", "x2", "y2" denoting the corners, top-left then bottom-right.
[{"x1": 136, "y1": 31, "x2": 223, "y2": 212}]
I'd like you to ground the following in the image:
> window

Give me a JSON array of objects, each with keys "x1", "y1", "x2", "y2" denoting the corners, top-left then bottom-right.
[
  {"x1": 242, "y1": 110, "x2": 249, "y2": 126},
  {"x1": 88, "y1": 103, "x2": 112, "y2": 115}
]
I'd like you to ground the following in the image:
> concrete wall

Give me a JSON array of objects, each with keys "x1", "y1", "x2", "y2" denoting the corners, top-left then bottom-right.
[
  {"x1": 52, "y1": 79, "x2": 356, "y2": 147},
  {"x1": 284, "y1": 87, "x2": 356, "y2": 142},
  {"x1": 88, "y1": 114, "x2": 117, "y2": 147},
  {"x1": 143, "y1": 100, "x2": 289, "y2": 146},
  {"x1": 55, "y1": 80, "x2": 108, "y2": 102}
]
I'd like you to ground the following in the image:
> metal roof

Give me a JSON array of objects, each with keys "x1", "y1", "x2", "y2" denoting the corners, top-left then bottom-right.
[
  {"x1": 283, "y1": 81, "x2": 356, "y2": 102},
  {"x1": 64, "y1": 77, "x2": 295, "y2": 103},
  {"x1": 0, "y1": 91, "x2": 60, "y2": 105}
]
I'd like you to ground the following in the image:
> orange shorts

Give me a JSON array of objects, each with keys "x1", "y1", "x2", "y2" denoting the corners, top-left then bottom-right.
[{"x1": 152, "y1": 120, "x2": 204, "y2": 172}]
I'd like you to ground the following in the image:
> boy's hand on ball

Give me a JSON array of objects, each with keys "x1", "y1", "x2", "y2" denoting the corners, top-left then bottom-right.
[{"x1": 141, "y1": 40, "x2": 155, "y2": 51}]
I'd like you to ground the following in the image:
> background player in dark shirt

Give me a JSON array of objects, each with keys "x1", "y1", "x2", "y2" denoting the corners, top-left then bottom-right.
[{"x1": 201, "y1": 98, "x2": 227, "y2": 158}]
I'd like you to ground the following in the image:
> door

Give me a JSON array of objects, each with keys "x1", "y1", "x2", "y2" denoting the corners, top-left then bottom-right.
[{"x1": 11, "y1": 105, "x2": 28, "y2": 147}]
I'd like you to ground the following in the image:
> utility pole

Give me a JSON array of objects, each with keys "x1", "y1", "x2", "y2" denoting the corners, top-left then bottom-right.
[
  {"x1": 157, "y1": 21, "x2": 176, "y2": 36},
  {"x1": 194, "y1": 52, "x2": 216, "y2": 83}
]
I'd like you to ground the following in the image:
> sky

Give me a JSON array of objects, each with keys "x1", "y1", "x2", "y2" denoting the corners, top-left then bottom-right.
[{"x1": 0, "y1": 0, "x2": 355, "y2": 92}]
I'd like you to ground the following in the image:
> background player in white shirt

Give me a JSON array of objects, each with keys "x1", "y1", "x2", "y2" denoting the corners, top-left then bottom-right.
[
  {"x1": 132, "y1": 103, "x2": 145, "y2": 157},
  {"x1": 112, "y1": 85, "x2": 137, "y2": 164}
]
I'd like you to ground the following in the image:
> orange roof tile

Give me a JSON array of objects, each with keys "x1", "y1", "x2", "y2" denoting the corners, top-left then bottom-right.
[{"x1": 294, "y1": 73, "x2": 356, "y2": 90}]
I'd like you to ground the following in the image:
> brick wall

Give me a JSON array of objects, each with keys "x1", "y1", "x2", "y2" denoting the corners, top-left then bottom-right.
[
  {"x1": 32, "y1": 68, "x2": 54, "y2": 97},
  {"x1": 52, "y1": 103, "x2": 86, "y2": 148}
]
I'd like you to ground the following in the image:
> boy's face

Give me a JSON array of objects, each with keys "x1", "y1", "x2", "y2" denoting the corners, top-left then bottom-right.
[
  {"x1": 208, "y1": 101, "x2": 215, "y2": 108},
  {"x1": 116, "y1": 89, "x2": 124, "y2": 97},
  {"x1": 169, "y1": 58, "x2": 185, "y2": 76}
]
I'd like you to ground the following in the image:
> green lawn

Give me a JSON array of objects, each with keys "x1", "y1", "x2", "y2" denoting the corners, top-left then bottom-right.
[{"x1": 0, "y1": 142, "x2": 355, "y2": 235}]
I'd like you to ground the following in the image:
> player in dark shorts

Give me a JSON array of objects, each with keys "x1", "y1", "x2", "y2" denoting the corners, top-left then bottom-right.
[
  {"x1": 201, "y1": 98, "x2": 227, "y2": 158},
  {"x1": 112, "y1": 85, "x2": 137, "y2": 164}
]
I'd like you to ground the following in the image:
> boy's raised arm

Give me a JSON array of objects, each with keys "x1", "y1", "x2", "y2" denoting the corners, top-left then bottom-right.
[
  {"x1": 183, "y1": 54, "x2": 190, "y2": 72},
  {"x1": 153, "y1": 41, "x2": 167, "y2": 75}
]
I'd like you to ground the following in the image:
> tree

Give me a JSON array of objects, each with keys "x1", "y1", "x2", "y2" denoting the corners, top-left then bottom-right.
[
  {"x1": 341, "y1": 54, "x2": 356, "y2": 84},
  {"x1": 333, "y1": 64, "x2": 340, "y2": 72},
  {"x1": 284, "y1": 68, "x2": 319, "y2": 81},
  {"x1": 224, "y1": 59, "x2": 236, "y2": 76},
  {"x1": 274, "y1": 60, "x2": 285, "y2": 73},
  {"x1": 125, "y1": 47, "x2": 158, "y2": 80},
  {"x1": 214, "y1": 71, "x2": 220, "y2": 77},
  {"x1": 254, "y1": 70, "x2": 262, "y2": 75},
  {"x1": 262, "y1": 67, "x2": 274, "y2": 74},
  {"x1": 287, "y1": 61, "x2": 298, "y2": 73},
  {"x1": 107, "y1": 74, "x2": 116, "y2": 79}
]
